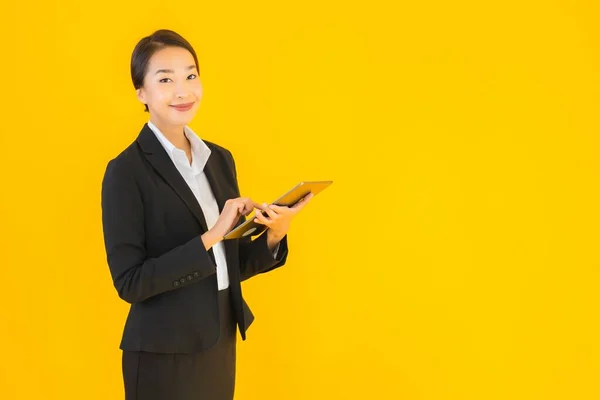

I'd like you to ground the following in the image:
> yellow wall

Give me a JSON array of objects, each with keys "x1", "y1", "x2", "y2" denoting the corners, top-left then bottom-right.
[{"x1": 1, "y1": 1, "x2": 600, "y2": 399}]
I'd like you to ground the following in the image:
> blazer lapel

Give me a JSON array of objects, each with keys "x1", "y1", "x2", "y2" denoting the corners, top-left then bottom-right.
[
  {"x1": 203, "y1": 143, "x2": 243, "y2": 279},
  {"x1": 136, "y1": 123, "x2": 210, "y2": 233},
  {"x1": 203, "y1": 150, "x2": 228, "y2": 214},
  {"x1": 137, "y1": 123, "x2": 243, "y2": 281}
]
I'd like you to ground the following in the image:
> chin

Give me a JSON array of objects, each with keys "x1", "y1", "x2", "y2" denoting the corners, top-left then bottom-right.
[{"x1": 167, "y1": 110, "x2": 197, "y2": 125}]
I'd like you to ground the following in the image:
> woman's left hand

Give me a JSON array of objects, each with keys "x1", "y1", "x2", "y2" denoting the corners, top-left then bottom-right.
[{"x1": 253, "y1": 193, "x2": 315, "y2": 239}]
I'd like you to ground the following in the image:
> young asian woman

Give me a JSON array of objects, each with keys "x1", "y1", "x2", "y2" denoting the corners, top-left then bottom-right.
[{"x1": 100, "y1": 29, "x2": 313, "y2": 400}]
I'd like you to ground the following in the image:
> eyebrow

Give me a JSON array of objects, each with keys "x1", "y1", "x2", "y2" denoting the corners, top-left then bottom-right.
[{"x1": 154, "y1": 65, "x2": 197, "y2": 75}]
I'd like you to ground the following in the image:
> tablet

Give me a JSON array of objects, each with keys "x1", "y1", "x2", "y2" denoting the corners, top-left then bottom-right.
[{"x1": 222, "y1": 181, "x2": 333, "y2": 240}]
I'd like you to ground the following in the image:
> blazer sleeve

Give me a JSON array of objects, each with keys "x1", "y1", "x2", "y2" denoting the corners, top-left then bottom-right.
[
  {"x1": 101, "y1": 157, "x2": 217, "y2": 304},
  {"x1": 238, "y1": 229, "x2": 289, "y2": 282},
  {"x1": 223, "y1": 149, "x2": 290, "y2": 282}
]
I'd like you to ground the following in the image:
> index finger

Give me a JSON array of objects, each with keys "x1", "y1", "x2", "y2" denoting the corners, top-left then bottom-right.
[{"x1": 242, "y1": 198, "x2": 263, "y2": 210}]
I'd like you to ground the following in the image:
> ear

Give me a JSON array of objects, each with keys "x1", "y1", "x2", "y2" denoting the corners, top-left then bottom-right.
[{"x1": 136, "y1": 88, "x2": 146, "y2": 105}]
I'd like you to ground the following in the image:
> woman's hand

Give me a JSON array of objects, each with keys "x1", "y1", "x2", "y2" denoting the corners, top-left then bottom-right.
[
  {"x1": 253, "y1": 193, "x2": 315, "y2": 245},
  {"x1": 202, "y1": 197, "x2": 261, "y2": 249}
]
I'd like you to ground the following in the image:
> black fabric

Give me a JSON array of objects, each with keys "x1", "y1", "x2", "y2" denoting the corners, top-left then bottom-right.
[
  {"x1": 101, "y1": 123, "x2": 289, "y2": 354},
  {"x1": 122, "y1": 288, "x2": 237, "y2": 400}
]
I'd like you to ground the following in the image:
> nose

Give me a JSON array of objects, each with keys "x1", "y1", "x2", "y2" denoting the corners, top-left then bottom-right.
[{"x1": 174, "y1": 83, "x2": 190, "y2": 99}]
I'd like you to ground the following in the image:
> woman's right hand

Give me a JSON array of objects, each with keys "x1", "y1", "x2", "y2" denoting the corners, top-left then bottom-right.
[{"x1": 201, "y1": 197, "x2": 262, "y2": 249}]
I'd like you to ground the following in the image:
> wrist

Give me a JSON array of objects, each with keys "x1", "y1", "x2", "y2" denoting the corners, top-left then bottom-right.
[
  {"x1": 201, "y1": 229, "x2": 221, "y2": 250},
  {"x1": 266, "y1": 229, "x2": 285, "y2": 251}
]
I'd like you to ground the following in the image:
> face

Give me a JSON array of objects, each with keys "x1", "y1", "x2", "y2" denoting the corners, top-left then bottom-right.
[{"x1": 136, "y1": 46, "x2": 203, "y2": 128}]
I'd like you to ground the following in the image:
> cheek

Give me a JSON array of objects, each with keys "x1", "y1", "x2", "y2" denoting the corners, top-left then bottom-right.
[
  {"x1": 146, "y1": 85, "x2": 172, "y2": 105},
  {"x1": 193, "y1": 81, "x2": 203, "y2": 99},
  {"x1": 156, "y1": 88, "x2": 173, "y2": 103}
]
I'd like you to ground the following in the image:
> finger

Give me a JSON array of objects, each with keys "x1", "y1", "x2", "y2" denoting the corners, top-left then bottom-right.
[
  {"x1": 247, "y1": 201, "x2": 266, "y2": 216},
  {"x1": 227, "y1": 198, "x2": 243, "y2": 209},
  {"x1": 262, "y1": 203, "x2": 280, "y2": 220},
  {"x1": 240, "y1": 201, "x2": 256, "y2": 215},
  {"x1": 254, "y1": 200, "x2": 264, "y2": 210},
  {"x1": 240, "y1": 206, "x2": 254, "y2": 216},
  {"x1": 253, "y1": 208, "x2": 272, "y2": 226},
  {"x1": 268, "y1": 204, "x2": 291, "y2": 214},
  {"x1": 236, "y1": 202, "x2": 246, "y2": 214},
  {"x1": 245, "y1": 198, "x2": 263, "y2": 210}
]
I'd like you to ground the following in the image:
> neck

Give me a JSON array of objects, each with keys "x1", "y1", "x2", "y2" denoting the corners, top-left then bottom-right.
[{"x1": 150, "y1": 118, "x2": 189, "y2": 150}]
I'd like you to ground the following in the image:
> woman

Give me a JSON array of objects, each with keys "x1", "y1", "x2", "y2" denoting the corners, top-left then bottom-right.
[{"x1": 100, "y1": 29, "x2": 312, "y2": 400}]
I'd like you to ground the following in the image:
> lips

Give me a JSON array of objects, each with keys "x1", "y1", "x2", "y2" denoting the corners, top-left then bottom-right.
[{"x1": 171, "y1": 102, "x2": 194, "y2": 111}]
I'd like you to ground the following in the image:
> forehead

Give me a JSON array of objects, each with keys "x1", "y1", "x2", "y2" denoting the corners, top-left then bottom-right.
[{"x1": 147, "y1": 46, "x2": 197, "y2": 72}]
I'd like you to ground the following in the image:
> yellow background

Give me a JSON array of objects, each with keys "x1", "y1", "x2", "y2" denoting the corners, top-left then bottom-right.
[{"x1": 1, "y1": 1, "x2": 600, "y2": 399}]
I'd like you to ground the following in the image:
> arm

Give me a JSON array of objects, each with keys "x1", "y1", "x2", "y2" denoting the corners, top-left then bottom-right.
[
  {"x1": 238, "y1": 228, "x2": 289, "y2": 282},
  {"x1": 101, "y1": 158, "x2": 217, "y2": 304}
]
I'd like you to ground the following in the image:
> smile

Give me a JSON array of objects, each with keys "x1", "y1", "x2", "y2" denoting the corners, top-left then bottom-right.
[{"x1": 171, "y1": 102, "x2": 194, "y2": 111}]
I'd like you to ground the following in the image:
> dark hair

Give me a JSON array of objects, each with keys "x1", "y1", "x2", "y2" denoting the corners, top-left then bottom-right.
[{"x1": 131, "y1": 29, "x2": 200, "y2": 112}]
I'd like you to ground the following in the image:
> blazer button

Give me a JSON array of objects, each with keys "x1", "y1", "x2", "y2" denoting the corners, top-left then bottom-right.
[
  {"x1": 173, "y1": 281, "x2": 180, "y2": 287},
  {"x1": 193, "y1": 272, "x2": 200, "y2": 277},
  {"x1": 180, "y1": 278, "x2": 186, "y2": 284},
  {"x1": 187, "y1": 275, "x2": 193, "y2": 281}
]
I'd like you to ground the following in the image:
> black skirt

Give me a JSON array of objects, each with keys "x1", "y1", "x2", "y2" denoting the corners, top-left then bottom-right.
[{"x1": 122, "y1": 288, "x2": 237, "y2": 400}]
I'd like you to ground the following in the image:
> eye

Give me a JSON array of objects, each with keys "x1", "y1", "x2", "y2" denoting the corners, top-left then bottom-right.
[
  {"x1": 188, "y1": 74, "x2": 197, "y2": 79},
  {"x1": 159, "y1": 78, "x2": 172, "y2": 83}
]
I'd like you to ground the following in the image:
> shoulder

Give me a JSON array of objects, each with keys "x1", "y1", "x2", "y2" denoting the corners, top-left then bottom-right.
[
  {"x1": 102, "y1": 140, "x2": 141, "y2": 183},
  {"x1": 203, "y1": 139, "x2": 233, "y2": 159},
  {"x1": 203, "y1": 139, "x2": 236, "y2": 167},
  {"x1": 202, "y1": 139, "x2": 240, "y2": 181}
]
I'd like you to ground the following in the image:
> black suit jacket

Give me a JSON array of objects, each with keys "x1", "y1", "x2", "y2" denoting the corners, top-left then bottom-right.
[{"x1": 101, "y1": 123, "x2": 289, "y2": 353}]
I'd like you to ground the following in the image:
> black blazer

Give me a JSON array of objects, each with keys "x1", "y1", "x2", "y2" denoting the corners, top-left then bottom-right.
[{"x1": 101, "y1": 123, "x2": 289, "y2": 354}]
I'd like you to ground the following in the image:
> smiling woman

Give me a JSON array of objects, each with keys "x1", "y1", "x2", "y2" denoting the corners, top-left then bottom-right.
[
  {"x1": 130, "y1": 30, "x2": 202, "y2": 114},
  {"x1": 100, "y1": 29, "x2": 312, "y2": 400}
]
